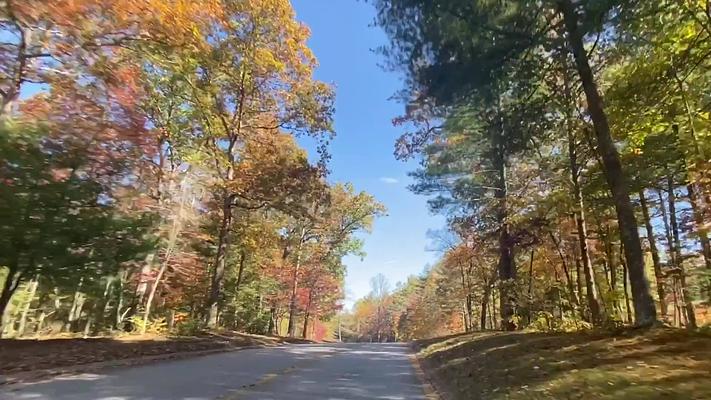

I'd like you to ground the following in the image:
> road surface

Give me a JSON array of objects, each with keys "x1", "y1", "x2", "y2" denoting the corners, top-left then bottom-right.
[{"x1": 1, "y1": 343, "x2": 429, "y2": 399}]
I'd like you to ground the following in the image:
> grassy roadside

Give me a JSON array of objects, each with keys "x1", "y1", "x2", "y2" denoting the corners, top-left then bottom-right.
[
  {"x1": 414, "y1": 328, "x2": 711, "y2": 400},
  {"x1": 0, "y1": 331, "x2": 312, "y2": 379}
]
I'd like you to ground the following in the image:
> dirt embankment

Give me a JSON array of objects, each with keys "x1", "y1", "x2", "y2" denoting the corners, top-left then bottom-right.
[{"x1": 415, "y1": 328, "x2": 711, "y2": 400}]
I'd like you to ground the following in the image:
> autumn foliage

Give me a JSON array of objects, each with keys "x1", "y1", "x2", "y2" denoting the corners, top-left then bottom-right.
[{"x1": 0, "y1": 0, "x2": 384, "y2": 339}]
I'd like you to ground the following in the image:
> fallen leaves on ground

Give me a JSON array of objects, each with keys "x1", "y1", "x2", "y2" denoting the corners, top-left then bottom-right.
[
  {"x1": 416, "y1": 328, "x2": 711, "y2": 400},
  {"x1": 0, "y1": 331, "x2": 312, "y2": 377}
]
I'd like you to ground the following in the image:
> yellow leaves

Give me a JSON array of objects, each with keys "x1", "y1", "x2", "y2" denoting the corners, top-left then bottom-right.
[
  {"x1": 136, "y1": 0, "x2": 222, "y2": 46},
  {"x1": 254, "y1": 47, "x2": 285, "y2": 73}
]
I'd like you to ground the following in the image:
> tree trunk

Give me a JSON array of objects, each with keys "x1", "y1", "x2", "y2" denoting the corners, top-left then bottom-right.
[
  {"x1": 562, "y1": 54, "x2": 602, "y2": 325},
  {"x1": 96, "y1": 278, "x2": 114, "y2": 331},
  {"x1": 639, "y1": 190, "x2": 668, "y2": 318},
  {"x1": 687, "y1": 184, "x2": 711, "y2": 300},
  {"x1": 66, "y1": 278, "x2": 85, "y2": 332},
  {"x1": 602, "y1": 229, "x2": 622, "y2": 320},
  {"x1": 287, "y1": 228, "x2": 306, "y2": 337},
  {"x1": 267, "y1": 306, "x2": 277, "y2": 335},
  {"x1": 17, "y1": 277, "x2": 38, "y2": 337},
  {"x1": 494, "y1": 142, "x2": 516, "y2": 330},
  {"x1": 116, "y1": 269, "x2": 128, "y2": 329},
  {"x1": 142, "y1": 258, "x2": 169, "y2": 334},
  {"x1": 83, "y1": 316, "x2": 94, "y2": 338},
  {"x1": 302, "y1": 289, "x2": 313, "y2": 339},
  {"x1": 302, "y1": 312, "x2": 309, "y2": 339},
  {"x1": 667, "y1": 176, "x2": 696, "y2": 328},
  {"x1": 527, "y1": 249, "x2": 535, "y2": 325},
  {"x1": 659, "y1": 190, "x2": 676, "y2": 264},
  {"x1": 135, "y1": 254, "x2": 155, "y2": 308},
  {"x1": 620, "y1": 251, "x2": 633, "y2": 323},
  {"x1": 459, "y1": 263, "x2": 473, "y2": 332},
  {"x1": 235, "y1": 250, "x2": 247, "y2": 296},
  {"x1": 207, "y1": 195, "x2": 233, "y2": 329},
  {"x1": 34, "y1": 310, "x2": 47, "y2": 338},
  {"x1": 569, "y1": 149, "x2": 602, "y2": 324},
  {"x1": 596, "y1": 220, "x2": 613, "y2": 295},
  {"x1": 574, "y1": 249, "x2": 584, "y2": 312},
  {"x1": 480, "y1": 298, "x2": 488, "y2": 330},
  {"x1": 490, "y1": 288, "x2": 498, "y2": 330},
  {"x1": 559, "y1": 0, "x2": 656, "y2": 326},
  {"x1": 549, "y1": 232, "x2": 581, "y2": 314},
  {"x1": 0, "y1": 266, "x2": 22, "y2": 336}
]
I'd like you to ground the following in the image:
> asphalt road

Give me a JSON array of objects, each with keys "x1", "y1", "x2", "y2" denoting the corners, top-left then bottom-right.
[{"x1": 1, "y1": 343, "x2": 429, "y2": 400}]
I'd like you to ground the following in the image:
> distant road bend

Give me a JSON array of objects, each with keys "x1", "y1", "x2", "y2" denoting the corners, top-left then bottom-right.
[{"x1": 2, "y1": 343, "x2": 430, "y2": 400}]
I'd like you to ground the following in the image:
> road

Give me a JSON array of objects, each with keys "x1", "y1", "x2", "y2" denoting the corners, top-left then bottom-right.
[{"x1": 1, "y1": 343, "x2": 429, "y2": 400}]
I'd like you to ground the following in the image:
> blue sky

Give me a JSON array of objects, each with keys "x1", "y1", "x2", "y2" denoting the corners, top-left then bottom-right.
[{"x1": 291, "y1": 0, "x2": 445, "y2": 305}]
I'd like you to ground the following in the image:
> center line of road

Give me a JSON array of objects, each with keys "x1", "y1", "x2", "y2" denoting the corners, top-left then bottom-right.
[{"x1": 216, "y1": 354, "x2": 329, "y2": 399}]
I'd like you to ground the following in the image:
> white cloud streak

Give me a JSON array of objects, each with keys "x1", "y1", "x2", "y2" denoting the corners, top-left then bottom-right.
[{"x1": 379, "y1": 177, "x2": 399, "y2": 184}]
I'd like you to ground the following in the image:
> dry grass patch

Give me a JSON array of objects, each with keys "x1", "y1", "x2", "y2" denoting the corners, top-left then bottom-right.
[{"x1": 415, "y1": 328, "x2": 711, "y2": 400}]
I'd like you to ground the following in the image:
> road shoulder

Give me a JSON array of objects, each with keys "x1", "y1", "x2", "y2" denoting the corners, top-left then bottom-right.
[{"x1": 0, "y1": 332, "x2": 312, "y2": 386}]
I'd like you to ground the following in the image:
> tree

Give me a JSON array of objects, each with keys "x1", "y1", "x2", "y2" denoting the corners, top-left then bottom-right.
[
  {"x1": 0, "y1": 124, "x2": 152, "y2": 334},
  {"x1": 372, "y1": 0, "x2": 658, "y2": 326},
  {"x1": 0, "y1": 1, "x2": 380, "y2": 339}
]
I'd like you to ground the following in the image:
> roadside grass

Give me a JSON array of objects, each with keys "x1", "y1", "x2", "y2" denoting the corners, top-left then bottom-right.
[{"x1": 415, "y1": 328, "x2": 711, "y2": 400}]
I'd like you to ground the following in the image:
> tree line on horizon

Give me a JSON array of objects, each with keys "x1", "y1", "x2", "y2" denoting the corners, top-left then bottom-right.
[
  {"x1": 343, "y1": 0, "x2": 711, "y2": 340},
  {"x1": 0, "y1": 0, "x2": 385, "y2": 340}
]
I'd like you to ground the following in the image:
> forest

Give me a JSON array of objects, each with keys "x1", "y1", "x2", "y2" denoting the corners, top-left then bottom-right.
[
  {"x1": 344, "y1": 0, "x2": 711, "y2": 341},
  {"x1": 2, "y1": 0, "x2": 711, "y2": 346},
  {"x1": 2, "y1": 1, "x2": 711, "y2": 398},
  {"x1": 0, "y1": 0, "x2": 386, "y2": 340}
]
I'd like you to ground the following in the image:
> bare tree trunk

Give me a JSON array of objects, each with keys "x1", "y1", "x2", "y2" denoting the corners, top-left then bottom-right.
[
  {"x1": 639, "y1": 190, "x2": 668, "y2": 318},
  {"x1": 667, "y1": 176, "x2": 696, "y2": 328},
  {"x1": 559, "y1": 0, "x2": 656, "y2": 326}
]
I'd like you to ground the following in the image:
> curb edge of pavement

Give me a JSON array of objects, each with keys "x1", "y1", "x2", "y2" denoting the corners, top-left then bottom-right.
[
  {"x1": 409, "y1": 351, "x2": 444, "y2": 400},
  {"x1": 0, "y1": 343, "x2": 277, "y2": 388}
]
